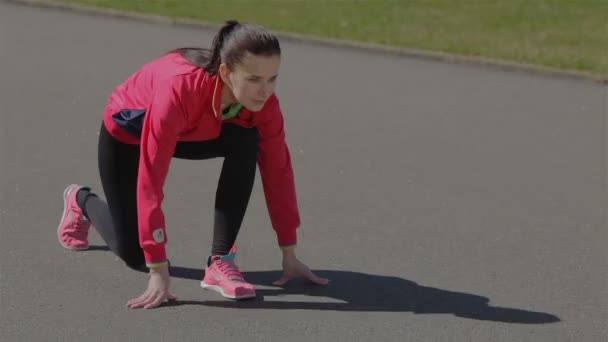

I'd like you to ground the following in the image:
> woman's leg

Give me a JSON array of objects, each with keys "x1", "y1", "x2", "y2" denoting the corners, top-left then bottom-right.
[
  {"x1": 212, "y1": 124, "x2": 258, "y2": 256},
  {"x1": 78, "y1": 123, "x2": 145, "y2": 270},
  {"x1": 173, "y1": 123, "x2": 259, "y2": 256}
]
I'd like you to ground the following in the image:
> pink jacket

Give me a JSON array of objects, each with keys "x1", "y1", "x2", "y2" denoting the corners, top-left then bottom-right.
[{"x1": 102, "y1": 52, "x2": 300, "y2": 266}]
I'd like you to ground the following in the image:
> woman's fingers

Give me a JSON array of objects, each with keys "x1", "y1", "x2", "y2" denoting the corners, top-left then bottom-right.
[
  {"x1": 128, "y1": 291, "x2": 175, "y2": 309},
  {"x1": 127, "y1": 292, "x2": 152, "y2": 308},
  {"x1": 126, "y1": 270, "x2": 174, "y2": 309},
  {"x1": 299, "y1": 263, "x2": 330, "y2": 285},
  {"x1": 126, "y1": 292, "x2": 149, "y2": 306},
  {"x1": 273, "y1": 261, "x2": 330, "y2": 287},
  {"x1": 273, "y1": 276, "x2": 290, "y2": 286},
  {"x1": 128, "y1": 297, "x2": 151, "y2": 309},
  {"x1": 128, "y1": 291, "x2": 158, "y2": 309},
  {"x1": 143, "y1": 293, "x2": 166, "y2": 310},
  {"x1": 306, "y1": 272, "x2": 330, "y2": 285}
]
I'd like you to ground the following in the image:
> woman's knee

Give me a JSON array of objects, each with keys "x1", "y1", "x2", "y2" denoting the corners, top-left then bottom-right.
[{"x1": 114, "y1": 240, "x2": 145, "y2": 270}]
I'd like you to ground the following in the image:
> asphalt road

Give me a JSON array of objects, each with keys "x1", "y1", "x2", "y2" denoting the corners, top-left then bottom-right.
[{"x1": 1, "y1": 2, "x2": 606, "y2": 341}]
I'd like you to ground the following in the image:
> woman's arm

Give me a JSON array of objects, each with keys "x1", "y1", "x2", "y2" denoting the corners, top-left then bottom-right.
[
  {"x1": 255, "y1": 95, "x2": 300, "y2": 248},
  {"x1": 137, "y1": 79, "x2": 187, "y2": 268}
]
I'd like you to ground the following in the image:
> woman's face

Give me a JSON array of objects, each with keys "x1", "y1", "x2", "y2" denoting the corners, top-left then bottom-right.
[{"x1": 220, "y1": 52, "x2": 281, "y2": 112}]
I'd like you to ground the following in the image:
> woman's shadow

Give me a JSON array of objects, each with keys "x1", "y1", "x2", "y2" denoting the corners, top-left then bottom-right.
[{"x1": 166, "y1": 265, "x2": 560, "y2": 324}]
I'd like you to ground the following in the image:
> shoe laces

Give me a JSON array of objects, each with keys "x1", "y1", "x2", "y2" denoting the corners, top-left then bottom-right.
[{"x1": 217, "y1": 260, "x2": 245, "y2": 282}]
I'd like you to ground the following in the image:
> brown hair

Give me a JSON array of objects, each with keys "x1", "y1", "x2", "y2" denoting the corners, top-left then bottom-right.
[{"x1": 172, "y1": 20, "x2": 281, "y2": 75}]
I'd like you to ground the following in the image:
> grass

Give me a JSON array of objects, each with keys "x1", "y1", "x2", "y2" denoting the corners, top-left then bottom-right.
[{"x1": 62, "y1": 0, "x2": 608, "y2": 74}]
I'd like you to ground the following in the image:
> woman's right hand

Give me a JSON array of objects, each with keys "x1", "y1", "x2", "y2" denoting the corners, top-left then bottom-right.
[{"x1": 126, "y1": 265, "x2": 176, "y2": 309}]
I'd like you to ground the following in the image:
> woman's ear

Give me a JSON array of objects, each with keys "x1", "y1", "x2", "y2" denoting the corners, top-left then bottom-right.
[{"x1": 219, "y1": 63, "x2": 231, "y2": 87}]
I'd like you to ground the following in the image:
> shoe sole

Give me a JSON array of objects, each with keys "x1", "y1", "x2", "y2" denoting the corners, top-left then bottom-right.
[
  {"x1": 200, "y1": 281, "x2": 256, "y2": 300},
  {"x1": 57, "y1": 184, "x2": 89, "y2": 251}
]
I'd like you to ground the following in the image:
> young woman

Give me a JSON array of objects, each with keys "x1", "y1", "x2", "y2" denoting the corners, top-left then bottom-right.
[{"x1": 57, "y1": 20, "x2": 329, "y2": 310}]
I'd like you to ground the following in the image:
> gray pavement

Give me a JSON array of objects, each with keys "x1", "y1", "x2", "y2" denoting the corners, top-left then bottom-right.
[{"x1": 1, "y1": 2, "x2": 606, "y2": 341}]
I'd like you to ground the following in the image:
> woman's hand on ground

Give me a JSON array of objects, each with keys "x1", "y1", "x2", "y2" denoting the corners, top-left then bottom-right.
[
  {"x1": 273, "y1": 249, "x2": 330, "y2": 286},
  {"x1": 127, "y1": 264, "x2": 176, "y2": 309}
]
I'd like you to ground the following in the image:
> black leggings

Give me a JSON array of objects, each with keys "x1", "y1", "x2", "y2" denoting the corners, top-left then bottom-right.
[{"x1": 79, "y1": 122, "x2": 258, "y2": 270}]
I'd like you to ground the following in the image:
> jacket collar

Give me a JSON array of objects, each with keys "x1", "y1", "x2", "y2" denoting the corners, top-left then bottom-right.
[{"x1": 210, "y1": 74, "x2": 223, "y2": 119}]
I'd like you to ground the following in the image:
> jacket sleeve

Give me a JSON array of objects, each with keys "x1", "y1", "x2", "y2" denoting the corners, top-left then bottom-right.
[
  {"x1": 255, "y1": 95, "x2": 300, "y2": 247},
  {"x1": 137, "y1": 79, "x2": 186, "y2": 268}
]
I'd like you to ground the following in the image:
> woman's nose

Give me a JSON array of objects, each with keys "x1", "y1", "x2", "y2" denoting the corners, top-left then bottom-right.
[{"x1": 260, "y1": 84, "x2": 271, "y2": 98}]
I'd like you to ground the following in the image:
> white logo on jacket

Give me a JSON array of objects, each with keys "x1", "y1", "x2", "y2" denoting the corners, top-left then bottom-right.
[{"x1": 153, "y1": 228, "x2": 165, "y2": 243}]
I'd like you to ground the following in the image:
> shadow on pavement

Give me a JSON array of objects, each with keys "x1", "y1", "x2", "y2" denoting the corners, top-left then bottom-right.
[
  {"x1": 165, "y1": 266, "x2": 560, "y2": 324},
  {"x1": 87, "y1": 245, "x2": 111, "y2": 251}
]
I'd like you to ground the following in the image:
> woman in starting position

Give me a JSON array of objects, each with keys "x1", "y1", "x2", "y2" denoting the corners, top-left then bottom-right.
[{"x1": 57, "y1": 20, "x2": 329, "y2": 310}]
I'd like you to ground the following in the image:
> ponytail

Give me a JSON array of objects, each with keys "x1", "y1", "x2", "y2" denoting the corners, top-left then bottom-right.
[
  {"x1": 204, "y1": 20, "x2": 240, "y2": 74},
  {"x1": 171, "y1": 20, "x2": 280, "y2": 75}
]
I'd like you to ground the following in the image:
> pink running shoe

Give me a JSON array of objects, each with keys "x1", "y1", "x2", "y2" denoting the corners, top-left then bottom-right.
[
  {"x1": 201, "y1": 244, "x2": 256, "y2": 300},
  {"x1": 57, "y1": 184, "x2": 91, "y2": 250}
]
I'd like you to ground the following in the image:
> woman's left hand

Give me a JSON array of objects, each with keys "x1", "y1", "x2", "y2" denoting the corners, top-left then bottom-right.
[{"x1": 273, "y1": 249, "x2": 330, "y2": 286}]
